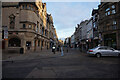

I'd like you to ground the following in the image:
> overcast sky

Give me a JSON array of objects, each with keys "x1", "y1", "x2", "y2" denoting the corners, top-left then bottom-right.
[{"x1": 46, "y1": 2, "x2": 100, "y2": 41}]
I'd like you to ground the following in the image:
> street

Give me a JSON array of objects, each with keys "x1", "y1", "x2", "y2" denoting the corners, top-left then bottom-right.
[{"x1": 2, "y1": 48, "x2": 120, "y2": 78}]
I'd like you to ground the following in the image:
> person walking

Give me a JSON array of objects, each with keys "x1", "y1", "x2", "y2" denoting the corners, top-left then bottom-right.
[
  {"x1": 61, "y1": 46, "x2": 64, "y2": 56},
  {"x1": 52, "y1": 46, "x2": 56, "y2": 54}
]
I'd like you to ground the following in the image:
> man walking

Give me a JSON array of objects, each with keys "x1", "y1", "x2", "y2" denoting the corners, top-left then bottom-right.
[{"x1": 52, "y1": 46, "x2": 56, "y2": 54}]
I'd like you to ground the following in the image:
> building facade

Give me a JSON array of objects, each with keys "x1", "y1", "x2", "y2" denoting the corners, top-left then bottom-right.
[
  {"x1": 86, "y1": 17, "x2": 93, "y2": 49},
  {"x1": 92, "y1": 9, "x2": 99, "y2": 47},
  {"x1": 2, "y1": 2, "x2": 58, "y2": 53},
  {"x1": 98, "y1": 2, "x2": 120, "y2": 49},
  {"x1": 70, "y1": 33, "x2": 75, "y2": 48}
]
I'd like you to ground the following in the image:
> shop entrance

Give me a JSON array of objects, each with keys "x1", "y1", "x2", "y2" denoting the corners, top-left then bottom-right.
[
  {"x1": 104, "y1": 33, "x2": 117, "y2": 49},
  {"x1": 26, "y1": 41, "x2": 31, "y2": 50}
]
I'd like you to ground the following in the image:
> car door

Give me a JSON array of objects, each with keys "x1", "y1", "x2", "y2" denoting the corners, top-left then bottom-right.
[
  {"x1": 98, "y1": 47, "x2": 109, "y2": 56},
  {"x1": 106, "y1": 47, "x2": 114, "y2": 56}
]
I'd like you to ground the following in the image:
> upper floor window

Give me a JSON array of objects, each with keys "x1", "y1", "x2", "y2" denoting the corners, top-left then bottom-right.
[
  {"x1": 112, "y1": 10, "x2": 116, "y2": 14},
  {"x1": 28, "y1": 24, "x2": 32, "y2": 29},
  {"x1": 22, "y1": 5, "x2": 24, "y2": 9},
  {"x1": 25, "y1": 5, "x2": 27, "y2": 9},
  {"x1": 113, "y1": 25, "x2": 117, "y2": 30},
  {"x1": 29, "y1": 5, "x2": 31, "y2": 10},
  {"x1": 112, "y1": 5, "x2": 115, "y2": 9},
  {"x1": 23, "y1": 24, "x2": 26, "y2": 28},
  {"x1": 106, "y1": 8, "x2": 110, "y2": 12},
  {"x1": 105, "y1": 11, "x2": 110, "y2": 16},
  {"x1": 9, "y1": 14, "x2": 15, "y2": 29},
  {"x1": 31, "y1": 6, "x2": 34, "y2": 11},
  {"x1": 113, "y1": 20, "x2": 117, "y2": 25}
]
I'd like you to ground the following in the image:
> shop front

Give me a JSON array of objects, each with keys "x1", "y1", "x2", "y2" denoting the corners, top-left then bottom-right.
[{"x1": 104, "y1": 33, "x2": 117, "y2": 49}]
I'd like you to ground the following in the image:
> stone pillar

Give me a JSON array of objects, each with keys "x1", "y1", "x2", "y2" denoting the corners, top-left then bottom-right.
[
  {"x1": 21, "y1": 39, "x2": 26, "y2": 53},
  {"x1": 5, "y1": 40, "x2": 8, "y2": 49},
  {"x1": 31, "y1": 40, "x2": 35, "y2": 51}
]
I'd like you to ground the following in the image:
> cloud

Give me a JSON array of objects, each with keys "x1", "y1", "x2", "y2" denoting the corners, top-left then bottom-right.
[{"x1": 46, "y1": 2, "x2": 100, "y2": 39}]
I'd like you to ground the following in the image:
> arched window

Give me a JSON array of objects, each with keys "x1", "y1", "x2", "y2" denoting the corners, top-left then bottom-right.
[
  {"x1": 9, "y1": 14, "x2": 15, "y2": 29},
  {"x1": 8, "y1": 38, "x2": 21, "y2": 47}
]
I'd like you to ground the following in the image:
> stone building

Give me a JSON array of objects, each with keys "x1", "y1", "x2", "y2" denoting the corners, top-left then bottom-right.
[
  {"x1": 70, "y1": 33, "x2": 75, "y2": 48},
  {"x1": 2, "y1": 2, "x2": 57, "y2": 53},
  {"x1": 47, "y1": 14, "x2": 58, "y2": 48},
  {"x1": 86, "y1": 17, "x2": 93, "y2": 49},
  {"x1": 98, "y1": 2, "x2": 120, "y2": 49},
  {"x1": 74, "y1": 24, "x2": 80, "y2": 48},
  {"x1": 92, "y1": 9, "x2": 99, "y2": 47}
]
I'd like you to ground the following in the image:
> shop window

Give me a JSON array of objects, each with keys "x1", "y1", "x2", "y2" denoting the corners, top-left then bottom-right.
[{"x1": 9, "y1": 38, "x2": 21, "y2": 47}]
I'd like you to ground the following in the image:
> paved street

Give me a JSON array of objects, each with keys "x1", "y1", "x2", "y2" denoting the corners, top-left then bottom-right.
[{"x1": 2, "y1": 48, "x2": 120, "y2": 78}]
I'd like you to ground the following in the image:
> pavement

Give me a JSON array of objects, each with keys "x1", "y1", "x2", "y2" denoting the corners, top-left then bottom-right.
[{"x1": 2, "y1": 48, "x2": 120, "y2": 79}]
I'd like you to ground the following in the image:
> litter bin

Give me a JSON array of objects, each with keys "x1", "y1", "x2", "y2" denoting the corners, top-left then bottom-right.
[{"x1": 20, "y1": 48, "x2": 24, "y2": 54}]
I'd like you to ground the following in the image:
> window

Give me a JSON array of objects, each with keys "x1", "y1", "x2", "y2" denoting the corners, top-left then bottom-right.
[
  {"x1": 105, "y1": 11, "x2": 110, "y2": 16},
  {"x1": 28, "y1": 24, "x2": 32, "y2": 28},
  {"x1": 29, "y1": 5, "x2": 31, "y2": 10},
  {"x1": 113, "y1": 25, "x2": 117, "y2": 29},
  {"x1": 36, "y1": 22, "x2": 39, "y2": 32},
  {"x1": 23, "y1": 24, "x2": 26, "y2": 28},
  {"x1": 112, "y1": 5, "x2": 115, "y2": 9},
  {"x1": 38, "y1": 40, "x2": 40, "y2": 46},
  {"x1": 108, "y1": 11, "x2": 110, "y2": 15},
  {"x1": 98, "y1": 47, "x2": 107, "y2": 50},
  {"x1": 25, "y1": 5, "x2": 27, "y2": 9},
  {"x1": 36, "y1": 26, "x2": 38, "y2": 32},
  {"x1": 106, "y1": 8, "x2": 110, "y2": 11},
  {"x1": 113, "y1": 21, "x2": 117, "y2": 25},
  {"x1": 22, "y1": 5, "x2": 24, "y2": 9},
  {"x1": 31, "y1": 6, "x2": 33, "y2": 11},
  {"x1": 112, "y1": 10, "x2": 116, "y2": 14},
  {"x1": 105, "y1": 13, "x2": 107, "y2": 16},
  {"x1": 9, "y1": 14, "x2": 15, "y2": 29},
  {"x1": 42, "y1": 27, "x2": 44, "y2": 35}
]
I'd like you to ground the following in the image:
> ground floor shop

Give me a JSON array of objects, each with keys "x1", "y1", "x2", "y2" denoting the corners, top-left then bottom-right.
[
  {"x1": 102, "y1": 31, "x2": 120, "y2": 50},
  {"x1": 2, "y1": 31, "x2": 50, "y2": 54}
]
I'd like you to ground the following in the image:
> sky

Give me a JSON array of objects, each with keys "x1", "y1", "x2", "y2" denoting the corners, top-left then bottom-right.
[{"x1": 46, "y1": 2, "x2": 100, "y2": 41}]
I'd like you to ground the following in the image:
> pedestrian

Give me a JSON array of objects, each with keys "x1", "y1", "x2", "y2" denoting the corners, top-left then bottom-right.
[
  {"x1": 61, "y1": 46, "x2": 64, "y2": 56},
  {"x1": 52, "y1": 46, "x2": 56, "y2": 54}
]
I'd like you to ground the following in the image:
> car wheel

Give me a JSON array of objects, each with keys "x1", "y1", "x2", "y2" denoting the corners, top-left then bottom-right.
[{"x1": 96, "y1": 53, "x2": 101, "y2": 58}]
